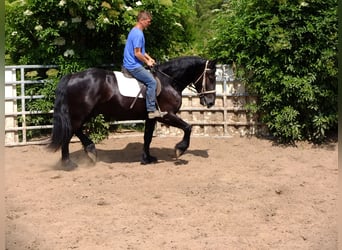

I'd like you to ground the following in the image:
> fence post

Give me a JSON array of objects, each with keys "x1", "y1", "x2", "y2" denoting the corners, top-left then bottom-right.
[{"x1": 5, "y1": 68, "x2": 18, "y2": 144}]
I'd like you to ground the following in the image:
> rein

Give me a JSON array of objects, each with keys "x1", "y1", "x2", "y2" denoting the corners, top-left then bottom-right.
[{"x1": 153, "y1": 60, "x2": 215, "y2": 96}]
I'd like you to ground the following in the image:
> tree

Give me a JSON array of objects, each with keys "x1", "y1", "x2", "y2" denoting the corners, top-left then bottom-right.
[
  {"x1": 207, "y1": 0, "x2": 338, "y2": 143},
  {"x1": 191, "y1": 0, "x2": 224, "y2": 54},
  {"x1": 5, "y1": 0, "x2": 196, "y2": 68}
]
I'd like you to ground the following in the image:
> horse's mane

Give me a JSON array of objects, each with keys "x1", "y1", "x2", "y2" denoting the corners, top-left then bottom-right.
[
  {"x1": 156, "y1": 56, "x2": 207, "y2": 90},
  {"x1": 158, "y1": 56, "x2": 205, "y2": 72}
]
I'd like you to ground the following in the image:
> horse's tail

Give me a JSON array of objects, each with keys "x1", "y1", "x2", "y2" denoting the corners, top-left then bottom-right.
[{"x1": 47, "y1": 74, "x2": 73, "y2": 152}]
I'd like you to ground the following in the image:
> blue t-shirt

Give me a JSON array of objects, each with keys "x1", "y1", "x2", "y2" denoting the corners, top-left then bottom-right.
[{"x1": 123, "y1": 27, "x2": 146, "y2": 70}]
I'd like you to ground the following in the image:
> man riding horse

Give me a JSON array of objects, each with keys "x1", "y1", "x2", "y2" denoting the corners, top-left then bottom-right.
[{"x1": 122, "y1": 10, "x2": 167, "y2": 119}]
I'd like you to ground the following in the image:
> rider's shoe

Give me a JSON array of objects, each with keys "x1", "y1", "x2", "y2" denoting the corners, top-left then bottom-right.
[{"x1": 148, "y1": 110, "x2": 167, "y2": 119}]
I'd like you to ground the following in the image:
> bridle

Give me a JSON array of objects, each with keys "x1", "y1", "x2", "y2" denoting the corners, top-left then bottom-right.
[
  {"x1": 153, "y1": 60, "x2": 216, "y2": 97},
  {"x1": 190, "y1": 60, "x2": 216, "y2": 97}
]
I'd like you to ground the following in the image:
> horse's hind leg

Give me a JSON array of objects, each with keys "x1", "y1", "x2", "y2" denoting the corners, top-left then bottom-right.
[
  {"x1": 75, "y1": 128, "x2": 97, "y2": 164},
  {"x1": 141, "y1": 119, "x2": 158, "y2": 165},
  {"x1": 61, "y1": 137, "x2": 78, "y2": 169}
]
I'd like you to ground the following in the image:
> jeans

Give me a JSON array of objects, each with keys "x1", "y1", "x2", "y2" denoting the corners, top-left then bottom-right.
[{"x1": 127, "y1": 66, "x2": 157, "y2": 112}]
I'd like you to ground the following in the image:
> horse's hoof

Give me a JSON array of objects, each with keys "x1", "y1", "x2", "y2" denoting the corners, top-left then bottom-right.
[
  {"x1": 61, "y1": 159, "x2": 78, "y2": 170},
  {"x1": 175, "y1": 148, "x2": 185, "y2": 159},
  {"x1": 85, "y1": 144, "x2": 97, "y2": 164},
  {"x1": 141, "y1": 154, "x2": 158, "y2": 165}
]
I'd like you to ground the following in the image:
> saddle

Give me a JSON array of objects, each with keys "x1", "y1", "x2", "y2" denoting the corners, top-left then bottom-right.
[{"x1": 120, "y1": 67, "x2": 162, "y2": 109}]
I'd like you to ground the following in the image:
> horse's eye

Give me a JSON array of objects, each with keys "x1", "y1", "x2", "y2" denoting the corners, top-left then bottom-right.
[{"x1": 208, "y1": 75, "x2": 215, "y2": 81}]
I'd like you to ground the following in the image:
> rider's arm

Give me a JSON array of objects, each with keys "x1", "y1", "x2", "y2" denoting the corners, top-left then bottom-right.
[{"x1": 134, "y1": 48, "x2": 155, "y2": 67}]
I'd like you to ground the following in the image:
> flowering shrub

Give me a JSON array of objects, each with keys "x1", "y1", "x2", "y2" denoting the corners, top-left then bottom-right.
[{"x1": 5, "y1": 0, "x2": 196, "y2": 69}]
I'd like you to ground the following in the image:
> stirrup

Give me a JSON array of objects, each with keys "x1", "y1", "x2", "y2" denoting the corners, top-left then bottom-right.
[{"x1": 148, "y1": 110, "x2": 167, "y2": 119}]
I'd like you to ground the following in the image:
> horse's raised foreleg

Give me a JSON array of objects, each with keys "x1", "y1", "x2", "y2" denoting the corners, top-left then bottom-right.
[
  {"x1": 75, "y1": 128, "x2": 97, "y2": 164},
  {"x1": 161, "y1": 113, "x2": 192, "y2": 158},
  {"x1": 141, "y1": 118, "x2": 158, "y2": 165},
  {"x1": 175, "y1": 124, "x2": 192, "y2": 158}
]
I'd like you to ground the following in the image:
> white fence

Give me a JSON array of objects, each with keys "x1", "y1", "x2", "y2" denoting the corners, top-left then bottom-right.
[
  {"x1": 5, "y1": 65, "x2": 56, "y2": 146},
  {"x1": 5, "y1": 65, "x2": 263, "y2": 146}
]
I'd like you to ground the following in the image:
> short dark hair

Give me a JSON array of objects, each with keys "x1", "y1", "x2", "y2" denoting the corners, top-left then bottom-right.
[{"x1": 137, "y1": 10, "x2": 152, "y2": 21}]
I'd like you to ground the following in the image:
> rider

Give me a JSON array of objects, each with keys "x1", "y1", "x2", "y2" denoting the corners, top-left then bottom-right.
[{"x1": 123, "y1": 10, "x2": 167, "y2": 119}]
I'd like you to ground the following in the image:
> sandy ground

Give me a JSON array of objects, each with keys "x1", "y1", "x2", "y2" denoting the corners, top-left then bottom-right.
[{"x1": 5, "y1": 133, "x2": 338, "y2": 250}]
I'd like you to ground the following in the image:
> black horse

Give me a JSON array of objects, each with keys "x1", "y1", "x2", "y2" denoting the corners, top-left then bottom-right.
[{"x1": 48, "y1": 56, "x2": 217, "y2": 168}]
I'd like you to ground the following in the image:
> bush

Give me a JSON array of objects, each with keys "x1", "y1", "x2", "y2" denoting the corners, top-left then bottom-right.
[{"x1": 207, "y1": 0, "x2": 338, "y2": 143}]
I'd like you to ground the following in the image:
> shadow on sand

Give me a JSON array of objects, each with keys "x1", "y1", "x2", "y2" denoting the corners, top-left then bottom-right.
[{"x1": 59, "y1": 142, "x2": 209, "y2": 168}]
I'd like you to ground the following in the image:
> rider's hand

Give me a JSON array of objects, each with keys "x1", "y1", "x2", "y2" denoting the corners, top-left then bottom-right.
[{"x1": 146, "y1": 58, "x2": 155, "y2": 67}]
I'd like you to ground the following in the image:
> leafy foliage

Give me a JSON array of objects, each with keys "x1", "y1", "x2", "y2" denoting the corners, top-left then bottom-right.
[
  {"x1": 84, "y1": 114, "x2": 110, "y2": 143},
  {"x1": 5, "y1": 0, "x2": 196, "y2": 66},
  {"x1": 207, "y1": 0, "x2": 338, "y2": 143},
  {"x1": 192, "y1": 0, "x2": 224, "y2": 54}
]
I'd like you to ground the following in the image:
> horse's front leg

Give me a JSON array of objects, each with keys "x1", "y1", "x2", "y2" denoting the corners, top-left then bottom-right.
[
  {"x1": 161, "y1": 113, "x2": 192, "y2": 158},
  {"x1": 176, "y1": 124, "x2": 192, "y2": 158},
  {"x1": 141, "y1": 118, "x2": 158, "y2": 165},
  {"x1": 75, "y1": 128, "x2": 97, "y2": 164}
]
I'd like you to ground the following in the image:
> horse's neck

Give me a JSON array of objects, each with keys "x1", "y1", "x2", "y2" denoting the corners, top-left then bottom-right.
[{"x1": 163, "y1": 66, "x2": 201, "y2": 92}]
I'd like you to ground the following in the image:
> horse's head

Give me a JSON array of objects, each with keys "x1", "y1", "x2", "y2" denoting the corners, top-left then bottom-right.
[
  {"x1": 194, "y1": 59, "x2": 217, "y2": 108},
  {"x1": 156, "y1": 56, "x2": 217, "y2": 108}
]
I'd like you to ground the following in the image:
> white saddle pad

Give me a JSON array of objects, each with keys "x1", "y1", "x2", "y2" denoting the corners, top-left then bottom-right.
[{"x1": 114, "y1": 71, "x2": 143, "y2": 98}]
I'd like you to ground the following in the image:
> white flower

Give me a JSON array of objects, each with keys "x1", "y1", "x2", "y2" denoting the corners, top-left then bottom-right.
[
  {"x1": 136, "y1": 1, "x2": 142, "y2": 6},
  {"x1": 58, "y1": 0, "x2": 66, "y2": 7},
  {"x1": 63, "y1": 49, "x2": 75, "y2": 57},
  {"x1": 71, "y1": 16, "x2": 82, "y2": 23},
  {"x1": 34, "y1": 25, "x2": 43, "y2": 31},
  {"x1": 124, "y1": 6, "x2": 133, "y2": 11},
  {"x1": 174, "y1": 22, "x2": 183, "y2": 28},
  {"x1": 300, "y1": 1, "x2": 308, "y2": 7},
  {"x1": 103, "y1": 17, "x2": 110, "y2": 24},
  {"x1": 86, "y1": 20, "x2": 95, "y2": 29},
  {"x1": 53, "y1": 37, "x2": 66, "y2": 46},
  {"x1": 87, "y1": 5, "x2": 93, "y2": 11},
  {"x1": 23, "y1": 10, "x2": 33, "y2": 16},
  {"x1": 11, "y1": 31, "x2": 18, "y2": 36},
  {"x1": 57, "y1": 20, "x2": 68, "y2": 27}
]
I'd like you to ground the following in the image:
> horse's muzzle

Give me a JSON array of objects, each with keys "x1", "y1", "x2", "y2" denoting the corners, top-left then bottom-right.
[
  {"x1": 206, "y1": 101, "x2": 215, "y2": 108},
  {"x1": 200, "y1": 95, "x2": 216, "y2": 108}
]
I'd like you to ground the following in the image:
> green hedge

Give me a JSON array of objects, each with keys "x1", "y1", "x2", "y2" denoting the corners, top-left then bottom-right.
[{"x1": 207, "y1": 0, "x2": 338, "y2": 143}]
